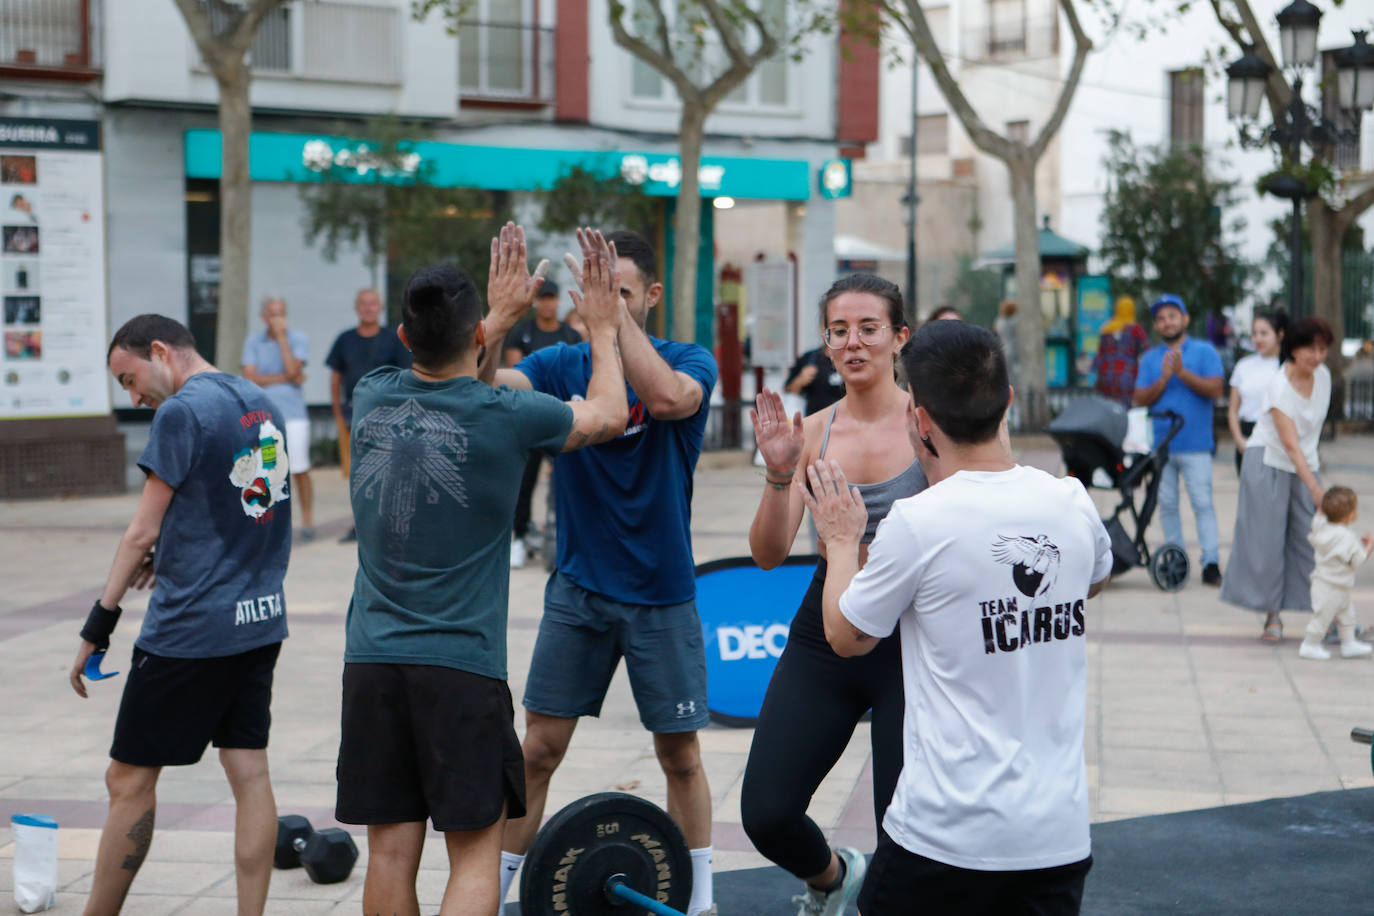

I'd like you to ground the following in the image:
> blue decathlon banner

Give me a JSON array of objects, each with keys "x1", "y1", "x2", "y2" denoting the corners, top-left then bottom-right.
[
  {"x1": 695, "y1": 555, "x2": 819, "y2": 726},
  {"x1": 183, "y1": 129, "x2": 817, "y2": 201}
]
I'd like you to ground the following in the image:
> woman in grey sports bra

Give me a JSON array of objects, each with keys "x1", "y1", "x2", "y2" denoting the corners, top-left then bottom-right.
[{"x1": 741, "y1": 274, "x2": 927, "y2": 914}]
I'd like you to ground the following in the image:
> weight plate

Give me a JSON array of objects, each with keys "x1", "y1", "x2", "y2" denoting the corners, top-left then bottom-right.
[{"x1": 520, "y1": 792, "x2": 692, "y2": 916}]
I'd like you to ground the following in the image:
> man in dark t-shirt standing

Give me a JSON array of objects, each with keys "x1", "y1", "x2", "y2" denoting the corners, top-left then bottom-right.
[
  {"x1": 502, "y1": 279, "x2": 582, "y2": 567},
  {"x1": 72, "y1": 314, "x2": 291, "y2": 915},
  {"x1": 325, "y1": 288, "x2": 410, "y2": 542},
  {"x1": 784, "y1": 346, "x2": 845, "y2": 416}
]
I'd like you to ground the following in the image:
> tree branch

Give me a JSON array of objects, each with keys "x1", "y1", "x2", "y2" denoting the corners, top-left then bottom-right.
[
  {"x1": 1029, "y1": 0, "x2": 1093, "y2": 161},
  {"x1": 882, "y1": 0, "x2": 1012, "y2": 160},
  {"x1": 700, "y1": 0, "x2": 751, "y2": 68},
  {"x1": 171, "y1": 0, "x2": 226, "y2": 70},
  {"x1": 233, "y1": 0, "x2": 288, "y2": 51},
  {"x1": 608, "y1": 0, "x2": 702, "y2": 103},
  {"x1": 1334, "y1": 179, "x2": 1374, "y2": 235}
]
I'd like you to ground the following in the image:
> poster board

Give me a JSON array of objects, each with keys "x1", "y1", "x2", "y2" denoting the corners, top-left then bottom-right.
[
  {"x1": 1, "y1": 117, "x2": 110, "y2": 418},
  {"x1": 745, "y1": 259, "x2": 794, "y2": 369}
]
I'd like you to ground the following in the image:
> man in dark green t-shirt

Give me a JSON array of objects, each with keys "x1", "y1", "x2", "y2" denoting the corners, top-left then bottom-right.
[{"x1": 335, "y1": 222, "x2": 628, "y2": 915}]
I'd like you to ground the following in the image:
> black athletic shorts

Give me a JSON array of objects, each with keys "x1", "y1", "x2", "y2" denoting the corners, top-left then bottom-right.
[
  {"x1": 335, "y1": 662, "x2": 526, "y2": 832},
  {"x1": 858, "y1": 832, "x2": 1092, "y2": 916},
  {"x1": 110, "y1": 641, "x2": 282, "y2": 767}
]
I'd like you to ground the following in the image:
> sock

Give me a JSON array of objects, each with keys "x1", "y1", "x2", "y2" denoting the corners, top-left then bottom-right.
[
  {"x1": 687, "y1": 846, "x2": 713, "y2": 915},
  {"x1": 499, "y1": 851, "x2": 524, "y2": 903}
]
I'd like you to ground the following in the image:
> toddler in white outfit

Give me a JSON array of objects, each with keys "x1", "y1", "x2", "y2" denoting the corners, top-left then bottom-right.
[{"x1": 1300, "y1": 486, "x2": 1374, "y2": 660}]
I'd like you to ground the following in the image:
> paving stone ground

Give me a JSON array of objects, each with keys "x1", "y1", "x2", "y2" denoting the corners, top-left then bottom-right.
[{"x1": 2, "y1": 432, "x2": 1373, "y2": 913}]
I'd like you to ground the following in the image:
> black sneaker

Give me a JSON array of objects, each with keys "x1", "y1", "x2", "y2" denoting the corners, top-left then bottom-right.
[
  {"x1": 1202, "y1": 562, "x2": 1222, "y2": 586},
  {"x1": 338, "y1": 526, "x2": 357, "y2": 543}
]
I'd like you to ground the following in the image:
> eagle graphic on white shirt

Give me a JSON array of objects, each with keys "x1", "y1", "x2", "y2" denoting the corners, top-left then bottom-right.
[{"x1": 992, "y1": 534, "x2": 1061, "y2": 609}]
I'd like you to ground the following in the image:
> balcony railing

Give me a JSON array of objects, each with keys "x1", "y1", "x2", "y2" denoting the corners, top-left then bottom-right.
[
  {"x1": 459, "y1": 21, "x2": 555, "y2": 105},
  {"x1": 0, "y1": 0, "x2": 101, "y2": 75},
  {"x1": 198, "y1": 0, "x2": 400, "y2": 84},
  {"x1": 962, "y1": 14, "x2": 1058, "y2": 62}
]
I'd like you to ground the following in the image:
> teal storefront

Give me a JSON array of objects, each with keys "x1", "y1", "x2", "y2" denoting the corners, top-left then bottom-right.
[{"x1": 184, "y1": 130, "x2": 849, "y2": 346}]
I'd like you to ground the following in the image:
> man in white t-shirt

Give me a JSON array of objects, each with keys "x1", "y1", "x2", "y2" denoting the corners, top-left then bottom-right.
[{"x1": 802, "y1": 320, "x2": 1113, "y2": 914}]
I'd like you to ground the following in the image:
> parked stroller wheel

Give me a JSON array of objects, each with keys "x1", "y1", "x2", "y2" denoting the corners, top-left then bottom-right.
[{"x1": 1149, "y1": 544, "x2": 1189, "y2": 592}]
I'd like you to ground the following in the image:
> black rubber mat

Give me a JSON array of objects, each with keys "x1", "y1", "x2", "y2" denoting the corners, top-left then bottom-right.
[{"x1": 507, "y1": 787, "x2": 1374, "y2": 914}]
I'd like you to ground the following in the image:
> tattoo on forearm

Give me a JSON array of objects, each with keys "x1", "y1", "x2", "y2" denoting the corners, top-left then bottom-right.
[
  {"x1": 850, "y1": 625, "x2": 872, "y2": 643},
  {"x1": 121, "y1": 808, "x2": 155, "y2": 872}
]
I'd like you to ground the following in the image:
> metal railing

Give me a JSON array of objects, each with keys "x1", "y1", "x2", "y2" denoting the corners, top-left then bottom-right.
[
  {"x1": 961, "y1": 15, "x2": 1059, "y2": 62},
  {"x1": 0, "y1": 0, "x2": 100, "y2": 70},
  {"x1": 459, "y1": 21, "x2": 555, "y2": 104},
  {"x1": 197, "y1": 0, "x2": 399, "y2": 84}
]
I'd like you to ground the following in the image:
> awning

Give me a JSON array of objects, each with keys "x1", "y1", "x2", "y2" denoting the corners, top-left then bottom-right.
[{"x1": 835, "y1": 234, "x2": 906, "y2": 261}]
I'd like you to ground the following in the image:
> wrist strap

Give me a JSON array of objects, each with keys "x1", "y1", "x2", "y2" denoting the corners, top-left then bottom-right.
[{"x1": 80, "y1": 600, "x2": 122, "y2": 652}]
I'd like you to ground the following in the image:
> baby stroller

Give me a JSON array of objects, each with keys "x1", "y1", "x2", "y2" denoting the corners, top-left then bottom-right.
[{"x1": 1047, "y1": 396, "x2": 1188, "y2": 592}]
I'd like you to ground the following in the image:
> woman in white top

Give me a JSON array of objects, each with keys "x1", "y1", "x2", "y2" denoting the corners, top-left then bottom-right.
[
  {"x1": 1226, "y1": 311, "x2": 1285, "y2": 474},
  {"x1": 1220, "y1": 317, "x2": 1336, "y2": 642}
]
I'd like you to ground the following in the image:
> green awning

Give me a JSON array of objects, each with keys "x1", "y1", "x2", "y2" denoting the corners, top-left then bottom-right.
[{"x1": 981, "y1": 216, "x2": 1089, "y2": 264}]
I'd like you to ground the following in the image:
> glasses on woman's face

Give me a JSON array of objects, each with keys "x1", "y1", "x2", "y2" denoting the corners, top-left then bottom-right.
[{"x1": 824, "y1": 323, "x2": 890, "y2": 349}]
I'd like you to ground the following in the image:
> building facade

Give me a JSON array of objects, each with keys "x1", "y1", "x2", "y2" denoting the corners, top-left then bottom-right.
[{"x1": 1, "y1": 0, "x2": 878, "y2": 418}]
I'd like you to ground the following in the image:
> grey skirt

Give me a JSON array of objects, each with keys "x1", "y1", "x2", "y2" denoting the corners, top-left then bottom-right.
[{"x1": 1219, "y1": 446, "x2": 1317, "y2": 614}]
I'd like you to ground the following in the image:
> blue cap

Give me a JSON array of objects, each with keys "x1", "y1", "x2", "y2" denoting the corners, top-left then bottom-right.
[{"x1": 1150, "y1": 294, "x2": 1187, "y2": 317}]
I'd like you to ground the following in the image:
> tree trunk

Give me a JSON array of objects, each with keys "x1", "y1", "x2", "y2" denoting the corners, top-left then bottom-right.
[
  {"x1": 1009, "y1": 160, "x2": 1048, "y2": 427},
  {"x1": 216, "y1": 61, "x2": 253, "y2": 372},
  {"x1": 1309, "y1": 200, "x2": 1344, "y2": 422},
  {"x1": 671, "y1": 103, "x2": 706, "y2": 343}
]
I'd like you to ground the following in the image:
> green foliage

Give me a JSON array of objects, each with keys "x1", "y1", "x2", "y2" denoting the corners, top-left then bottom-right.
[
  {"x1": 298, "y1": 116, "x2": 512, "y2": 317},
  {"x1": 943, "y1": 256, "x2": 1003, "y2": 328},
  {"x1": 1097, "y1": 131, "x2": 1257, "y2": 319},
  {"x1": 538, "y1": 165, "x2": 659, "y2": 238}
]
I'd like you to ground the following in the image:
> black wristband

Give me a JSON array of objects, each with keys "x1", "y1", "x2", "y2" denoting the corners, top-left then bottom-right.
[{"x1": 80, "y1": 601, "x2": 122, "y2": 652}]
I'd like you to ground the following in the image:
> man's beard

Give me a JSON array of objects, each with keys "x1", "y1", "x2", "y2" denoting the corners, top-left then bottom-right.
[{"x1": 1161, "y1": 329, "x2": 1185, "y2": 344}]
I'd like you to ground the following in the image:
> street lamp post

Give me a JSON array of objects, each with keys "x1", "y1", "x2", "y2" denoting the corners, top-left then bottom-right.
[
  {"x1": 904, "y1": 51, "x2": 920, "y2": 324},
  {"x1": 1224, "y1": 2, "x2": 1374, "y2": 316}
]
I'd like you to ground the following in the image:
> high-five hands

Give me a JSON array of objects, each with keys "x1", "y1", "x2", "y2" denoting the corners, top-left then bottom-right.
[
  {"x1": 570, "y1": 241, "x2": 623, "y2": 334},
  {"x1": 750, "y1": 389, "x2": 804, "y2": 477},
  {"x1": 487, "y1": 221, "x2": 550, "y2": 326}
]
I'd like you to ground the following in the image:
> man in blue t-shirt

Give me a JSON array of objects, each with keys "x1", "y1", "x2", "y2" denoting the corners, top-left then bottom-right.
[
  {"x1": 1133, "y1": 294, "x2": 1225, "y2": 585},
  {"x1": 324, "y1": 287, "x2": 411, "y2": 542},
  {"x1": 335, "y1": 225, "x2": 629, "y2": 915},
  {"x1": 487, "y1": 229, "x2": 720, "y2": 916},
  {"x1": 71, "y1": 314, "x2": 291, "y2": 915}
]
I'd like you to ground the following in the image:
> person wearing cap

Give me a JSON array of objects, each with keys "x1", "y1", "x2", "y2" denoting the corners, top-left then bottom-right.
[
  {"x1": 504, "y1": 278, "x2": 583, "y2": 567},
  {"x1": 1133, "y1": 294, "x2": 1226, "y2": 586}
]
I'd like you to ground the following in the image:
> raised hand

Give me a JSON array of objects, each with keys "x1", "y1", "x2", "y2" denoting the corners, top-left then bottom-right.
[
  {"x1": 800, "y1": 460, "x2": 867, "y2": 547},
  {"x1": 750, "y1": 388, "x2": 803, "y2": 475},
  {"x1": 563, "y1": 227, "x2": 619, "y2": 295},
  {"x1": 488, "y1": 221, "x2": 550, "y2": 327},
  {"x1": 569, "y1": 244, "x2": 622, "y2": 334}
]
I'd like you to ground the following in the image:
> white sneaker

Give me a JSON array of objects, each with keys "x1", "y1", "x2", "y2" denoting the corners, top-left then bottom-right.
[
  {"x1": 1298, "y1": 639, "x2": 1332, "y2": 660},
  {"x1": 511, "y1": 538, "x2": 526, "y2": 569},
  {"x1": 1341, "y1": 639, "x2": 1373, "y2": 659},
  {"x1": 791, "y1": 847, "x2": 866, "y2": 916}
]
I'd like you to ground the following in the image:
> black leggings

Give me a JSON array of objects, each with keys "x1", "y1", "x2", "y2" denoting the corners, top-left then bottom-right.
[{"x1": 740, "y1": 561, "x2": 905, "y2": 880}]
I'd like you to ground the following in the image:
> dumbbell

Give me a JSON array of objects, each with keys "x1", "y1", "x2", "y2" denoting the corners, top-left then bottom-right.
[
  {"x1": 274, "y1": 814, "x2": 358, "y2": 884},
  {"x1": 520, "y1": 792, "x2": 692, "y2": 916}
]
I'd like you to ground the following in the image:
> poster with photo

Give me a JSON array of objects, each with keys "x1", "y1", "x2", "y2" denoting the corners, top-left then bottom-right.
[{"x1": 0, "y1": 118, "x2": 109, "y2": 418}]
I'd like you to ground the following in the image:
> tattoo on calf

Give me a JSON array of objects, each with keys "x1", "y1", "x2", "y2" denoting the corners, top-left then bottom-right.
[{"x1": 121, "y1": 808, "x2": 155, "y2": 872}]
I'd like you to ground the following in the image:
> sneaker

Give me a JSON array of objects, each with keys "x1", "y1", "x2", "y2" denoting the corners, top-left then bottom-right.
[
  {"x1": 1201, "y1": 562, "x2": 1222, "y2": 586},
  {"x1": 511, "y1": 538, "x2": 526, "y2": 569},
  {"x1": 299, "y1": 527, "x2": 316, "y2": 544},
  {"x1": 338, "y1": 526, "x2": 357, "y2": 544},
  {"x1": 1341, "y1": 639, "x2": 1373, "y2": 659},
  {"x1": 791, "y1": 847, "x2": 866, "y2": 916},
  {"x1": 1298, "y1": 639, "x2": 1332, "y2": 661}
]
